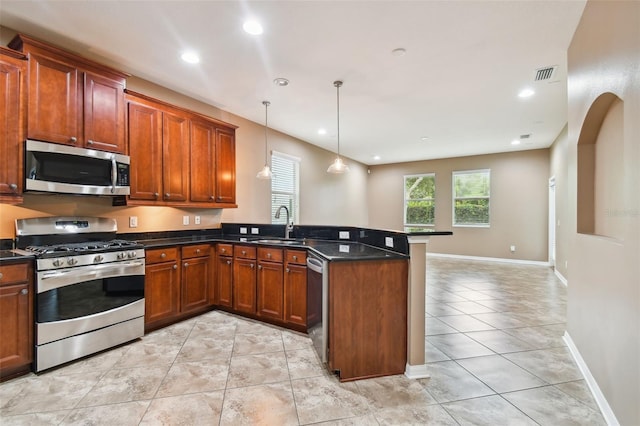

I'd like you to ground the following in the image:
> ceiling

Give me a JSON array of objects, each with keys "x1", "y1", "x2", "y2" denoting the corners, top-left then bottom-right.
[{"x1": 0, "y1": 0, "x2": 586, "y2": 165}]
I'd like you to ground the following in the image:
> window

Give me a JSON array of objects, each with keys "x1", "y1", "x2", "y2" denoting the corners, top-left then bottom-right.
[
  {"x1": 453, "y1": 169, "x2": 490, "y2": 226},
  {"x1": 404, "y1": 174, "x2": 435, "y2": 231},
  {"x1": 271, "y1": 151, "x2": 300, "y2": 225}
]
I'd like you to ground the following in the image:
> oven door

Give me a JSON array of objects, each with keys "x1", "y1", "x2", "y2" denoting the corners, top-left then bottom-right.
[{"x1": 36, "y1": 259, "x2": 145, "y2": 346}]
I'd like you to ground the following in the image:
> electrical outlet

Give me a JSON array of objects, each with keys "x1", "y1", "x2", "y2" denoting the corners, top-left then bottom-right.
[
  {"x1": 385, "y1": 237, "x2": 394, "y2": 248},
  {"x1": 129, "y1": 216, "x2": 138, "y2": 228},
  {"x1": 183, "y1": 215, "x2": 190, "y2": 225},
  {"x1": 251, "y1": 227, "x2": 259, "y2": 234},
  {"x1": 240, "y1": 227, "x2": 248, "y2": 234},
  {"x1": 510, "y1": 245, "x2": 516, "y2": 253},
  {"x1": 339, "y1": 231, "x2": 350, "y2": 239},
  {"x1": 194, "y1": 215, "x2": 201, "y2": 225}
]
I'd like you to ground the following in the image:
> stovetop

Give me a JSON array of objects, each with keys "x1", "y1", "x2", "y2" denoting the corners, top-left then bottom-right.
[{"x1": 26, "y1": 239, "x2": 142, "y2": 258}]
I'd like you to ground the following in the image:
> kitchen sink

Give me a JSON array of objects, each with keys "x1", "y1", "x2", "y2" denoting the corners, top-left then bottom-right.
[{"x1": 253, "y1": 239, "x2": 306, "y2": 245}]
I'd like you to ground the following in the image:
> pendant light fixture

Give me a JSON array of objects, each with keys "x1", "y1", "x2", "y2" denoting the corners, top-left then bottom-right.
[
  {"x1": 327, "y1": 80, "x2": 350, "y2": 174},
  {"x1": 256, "y1": 100, "x2": 273, "y2": 179}
]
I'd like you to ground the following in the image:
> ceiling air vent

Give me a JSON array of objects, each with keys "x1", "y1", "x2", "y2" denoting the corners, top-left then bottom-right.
[
  {"x1": 520, "y1": 134, "x2": 531, "y2": 139},
  {"x1": 535, "y1": 66, "x2": 557, "y2": 81}
]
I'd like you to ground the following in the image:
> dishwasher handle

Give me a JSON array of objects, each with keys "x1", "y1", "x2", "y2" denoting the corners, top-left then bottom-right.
[{"x1": 306, "y1": 256, "x2": 324, "y2": 273}]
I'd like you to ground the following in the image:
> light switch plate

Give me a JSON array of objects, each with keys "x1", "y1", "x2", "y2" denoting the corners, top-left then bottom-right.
[
  {"x1": 385, "y1": 237, "x2": 394, "y2": 248},
  {"x1": 240, "y1": 227, "x2": 248, "y2": 234},
  {"x1": 129, "y1": 216, "x2": 137, "y2": 228},
  {"x1": 251, "y1": 228, "x2": 259, "y2": 234},
  {"x1": 183, "y1": 215, "x2": 189, "y2": 225}
]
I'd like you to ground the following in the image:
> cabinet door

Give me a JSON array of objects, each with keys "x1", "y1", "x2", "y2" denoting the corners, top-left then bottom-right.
[
  {"x1": 144, "y1": 261, "x2": 180, "y2": 329},
  {"x1": 284, "y1": 263, "x2": 308, "y2": 326},
  {"x1": 27, "y1": 52, "x2": 80, "y2": 145},
  {"x1": 216, "y1": 256, "x2": 233, "y2": 308},
  {"x1": 215, "y1": 127, "x2": 236, "y2": 204},
  {"x1": 127, "y1": 101, "x2": 163, "y2": 201},
  {"x1": 233, "y1": 258, "x2": 256, "y2": 314},
  {"x1": 162, "y1": 111, "x2": 190, "y2": 202},
  {"x1": 190, "y1": 119, "x2": 216, "y2": 203},
  {"x1": 257, "y1": 261, "x2": 284, "y2": 321},
  {"x1": 0, "y1": 262, "x2": 33, "y2": 377},
  {"x1": 84, "y1": 71, "x2": 125, "y2": 153},
  {"x1": 181, "y1": 256, "x2": 210, "y2": 313},
  {"x1": 0, "y1": 53, "x2": 25, "y2": 199}
]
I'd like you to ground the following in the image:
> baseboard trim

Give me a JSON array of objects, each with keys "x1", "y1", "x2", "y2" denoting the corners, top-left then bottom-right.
[
  {"x1": 405, "y1": 363, "x2": 430, "y2": 380},
  {"x1": 426, "y1": 252, "x2": 550, "y2": 267},
  {"x1": 554, "y1": 268, "x2": 568, "y2": 286},
  {"x1": 563, "y1": 331, "x2": 619, "y2": 426}
]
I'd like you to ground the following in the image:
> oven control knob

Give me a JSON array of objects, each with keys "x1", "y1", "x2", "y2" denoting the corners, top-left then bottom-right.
[
  {"x1": 128, "y1": 251, "x2": 137, "y2": 259},
  {"x1": 94, "y1": 255, "x2": 104, "y2": 263},
  {"x1": 67, "y1": 258, "x2": 78, "y2": 266},
  {"x1": 117, "y1": 252, "x2": 127, "y2": 260},
  {"x1": 53, "y1": 259, "x2": 64, "y2": 267}
]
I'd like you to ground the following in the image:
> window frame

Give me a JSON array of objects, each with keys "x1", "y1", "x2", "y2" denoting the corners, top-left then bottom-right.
[
  {"x1": 452, "y1": 169, "x2": 491, "y2": 228},
  {"x1": 403, "y1": 173, "x2": 436, "y2": 232},
  {"x1": 270, "y1": 150, "x2": 300, "y2": 225}
]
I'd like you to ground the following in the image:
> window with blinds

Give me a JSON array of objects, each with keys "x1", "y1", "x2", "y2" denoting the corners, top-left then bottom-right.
[{"x1": 271, "y1": 151, "x2": 300, "y2": 225}]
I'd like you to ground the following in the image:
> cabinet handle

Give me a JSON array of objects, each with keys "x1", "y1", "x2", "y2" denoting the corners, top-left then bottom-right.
[
  {"x1": 173, "y1": 264, "x2": 178, "y2": 270},
  {"x1": 70, "y1": 136, "x2": 77, "y2": 143},
  {"x1": 9, "y1": 183, "x2": 17, "y2": 191},
  {"x1": 87, "y1": 139, "x2": 94, "y2": 145},
  {"x1": 160, "y1": 253, "x2": 166, "y2": 258},
  {"x1": 20, "y1": 288, "x2": 28, "y2": 295}
]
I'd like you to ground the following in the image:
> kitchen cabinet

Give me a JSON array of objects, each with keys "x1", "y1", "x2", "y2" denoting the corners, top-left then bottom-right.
[
  {"x1": 9, "y1": 34, "x2": 127, "y2": 153},
  {"x1": 257, "y1": 247, "x2": 284, "y2": 321},
  {"x1": 0, "y1": 47, "x2": 27, "y2": 203},
  {"x1": 284, "y1": 249, "x2": 311, "y2": 328},
  {"x1": 214, "y1": 244, "x2": 233, "y2": 308},
  {"x1": 328, "y1": 259, "x2": 408, "y2": 381},
  {"x1": 144, "y1": 247, "x2": 181, "y2": 331},
  {"x1": 125, "y1": 91, "x2": 237, "y2": 207},
  {"x1": 180, "y1": 244, "x2": 211, "y2": 314},
  {"x1": 0, "y1": 260, "x2": 33, "y2": 381},
  {"x1": 233, "y1": 245, "x2": 257, "y2": 315}
]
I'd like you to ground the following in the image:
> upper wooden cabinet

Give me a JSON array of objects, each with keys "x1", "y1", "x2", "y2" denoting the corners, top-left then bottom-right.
[
  {"x1": 125, "y1": 91, "x2": 237, "y2": 207},
  {"x1": 8, "y1": 34, "x2": 128, "y2": 153},
  {"x1": 0, "y1": 47, "x2": 27, "y2": 203}
]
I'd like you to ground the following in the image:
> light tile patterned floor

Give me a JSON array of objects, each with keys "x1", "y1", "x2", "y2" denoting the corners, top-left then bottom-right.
[{"x1": 0, "y1": 257, "x2": 606, "y2": 425}]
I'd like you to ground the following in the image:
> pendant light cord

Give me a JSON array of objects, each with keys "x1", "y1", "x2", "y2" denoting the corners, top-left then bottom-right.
[
  {"x1": 263, "y1": 100, "x2": 270, "y2": 164},
  {"x1": 334, "y1": 80, "x2": 342, "y2": 157}
]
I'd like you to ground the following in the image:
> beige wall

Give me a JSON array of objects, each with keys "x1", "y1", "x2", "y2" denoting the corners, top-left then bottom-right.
[
  {"x1": 367, "y1": 149, "x2": 550, "y2": 262},
  {"x1": 0, "y1": 27, "x2": 369, "y2": 239},
  {"x1": 549, "y1": 125, "x2": 570, "y2": 279},
  {"x1": 566, "y1": 1, "x2": 640, "y2": 424}
]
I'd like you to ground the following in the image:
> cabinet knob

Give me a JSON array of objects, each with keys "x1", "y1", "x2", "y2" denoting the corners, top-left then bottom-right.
[
  {"x1": 250, "y1": 264, "x2": 255, "y2": 269},
  {"x1": 242, "y1": 250, "x2": 246, "y2": 255},
  {"x1": 165, "y1": 193, "x2": 170, "y2": 198},
  {"x1": 160, "y1": 253, "x2": 166, "y2": 258},
  {"x1": 70, "y1": 136, "x2": 77, "y2": 143},
  {"x1": 210, "y1": 195, "x2": 215, "y2": 200},
  {"x1": 87, "y1": 139, "x2": 94, "y2": 145},
  {"x1": 293, "y1": 255, "x2": 298, "y2": 261},
  {"x1": 184, "y1": 262, "x2": 189, "y2": 267},
  {"x1": 196, "y1": 249, "x2": 201, "y2": 254},
  {"x1": 20, "y1": 288, "x2": 28, "y2": 295},
  {"x1": 9, "y1": 183, "x2": 17, "y2": 191},
  {"x1": 226, "y1": 260, "x2": 231, "y2": 265},
  {"x1": 286, "y1": 268, "x2": 290, "y2": 273},
  {"x1": 267, "y1": 253, "x2": 271, "y2": 258},
  {"x1": 0, "y1": 272, "x2": 3, "y2": 280},
  {"x1": 154, "y1": 192, "x2": 159, "y2": 198},
  {"x1": 258, "y1": 265, "x2": 262, "y2": 270},
  {"x1": 173, "y1": 264, "x2": 178, "y2": 270},
  {"x1": 221, "y1": 248, "x2": 226, "y2": 253}
]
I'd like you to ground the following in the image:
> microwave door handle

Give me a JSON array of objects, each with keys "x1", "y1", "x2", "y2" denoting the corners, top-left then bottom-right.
[{"x1": 110, "y1": 155, "x2": 117, "y2": 193}]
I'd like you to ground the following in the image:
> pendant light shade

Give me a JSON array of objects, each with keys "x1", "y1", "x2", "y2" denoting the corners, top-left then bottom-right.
[
  {"x1": 327, "y1": 80, "x2": 350, "y2": 174},
  {"x1": 256, "y1": 100, "x2": 273, "y2": 179}
]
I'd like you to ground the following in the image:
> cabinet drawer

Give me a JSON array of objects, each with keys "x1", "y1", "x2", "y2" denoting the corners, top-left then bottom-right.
[
  {"x1": 217, "y1": 244, "x2": 233, "y2": 257},
  {"x1": 234, "y1": 245, "x2": 256, "y2": 260},
  {"x1": 182, "y1": 244, "x2": 210, "y2": 259},
  {"x1": 286, "y1": 249, "x2": 307, "y2": 265},
  {"x1": 258, "y1": 247, "x2": 283, "y2": 263},
  {"x1": 0, "y1": 262, "x2": 30, "y2": 286},
  {"x1": 146, "y1": 247, "x2": 179, "y2": 264}
]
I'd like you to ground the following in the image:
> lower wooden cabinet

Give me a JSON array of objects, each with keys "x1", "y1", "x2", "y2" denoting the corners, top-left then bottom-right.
[
  {"x1": 284, "y1": 250, "x2": 308, "y2": 327},
  {"x1": 214, "y1": 244, "x2": 233, "y2": 308},
  {"x1": 257, "y1": 247, "x2": 284, "y2": 321},
  {"x1": 0, "y1": 260, "x2": 33, "y2": 380},
  {"x1": 144, "y1": 244, "x2": 212, "y2": 331},
  {"x1": 233, "y1": 245, "x2": 257, "y2": 315}
]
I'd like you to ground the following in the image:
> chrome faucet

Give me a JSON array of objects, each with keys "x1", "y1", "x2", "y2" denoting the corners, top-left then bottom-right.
[{"x1": 275, "y1": 205, "x2": 293, "y2": 239}]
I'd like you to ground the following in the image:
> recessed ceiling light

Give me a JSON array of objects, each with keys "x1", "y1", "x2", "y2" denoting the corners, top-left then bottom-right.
[
  {"x1": 373, "y1": 155, "x2": 381, "y2": 161},
  {"x1": 181, "y1": 51, "x2": 200, "y2": 64},
  {"x1": 273, "y1": 78, "x2": 290, "y2": 87},
  {"x1": 317, "y1": 128, "x2": 327, "y2": 135},
  {"x1": 391, "y1": 48, "x2": 407, "y2": 57},
  {"x1": 243, "y1": 19, "x2": 263, "y2": 35},
  {"x1": 518, "y1": 88, "x2": 535, "y2": 98},
  {"x1": 511, "y1": 139, "x2": 521, "y2": 145},
  {"x1": 420, "y1": 136, "x2": 429, "y2": 141}
]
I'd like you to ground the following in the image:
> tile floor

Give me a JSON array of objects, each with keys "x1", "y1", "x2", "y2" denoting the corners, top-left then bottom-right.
[{"x1": 0, "y1": 257, "x2": 606, "y2": 425}]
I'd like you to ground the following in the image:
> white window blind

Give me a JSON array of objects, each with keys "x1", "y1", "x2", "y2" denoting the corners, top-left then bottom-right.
[{"x1": 271, "y1": 151, "x2": 300, "y2": 225}]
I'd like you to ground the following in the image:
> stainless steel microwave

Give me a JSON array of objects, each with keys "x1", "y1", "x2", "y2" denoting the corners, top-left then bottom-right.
[{"x1": 25, "y1": 140, "x2": 130, "y2": 196}]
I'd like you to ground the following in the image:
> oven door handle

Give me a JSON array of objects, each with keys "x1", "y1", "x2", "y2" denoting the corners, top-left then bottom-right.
[{"x1": 38, "y1": 261, "x2": 145, "y2": 293}]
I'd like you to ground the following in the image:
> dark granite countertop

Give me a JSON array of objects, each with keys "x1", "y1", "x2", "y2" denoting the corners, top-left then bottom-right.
[{"x1": 0, "y1": 250, "x2": 34, "y2": 262}]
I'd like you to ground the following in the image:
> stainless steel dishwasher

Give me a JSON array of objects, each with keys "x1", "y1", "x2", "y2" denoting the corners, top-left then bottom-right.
[{"x1": 307, "y1": 253, "x2": 328, "y2": 363}]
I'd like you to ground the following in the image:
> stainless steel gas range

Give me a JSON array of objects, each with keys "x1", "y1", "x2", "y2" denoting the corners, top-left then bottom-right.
[{"x1": 14, "y1": 217, "x2": 145, "y2": 372}]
